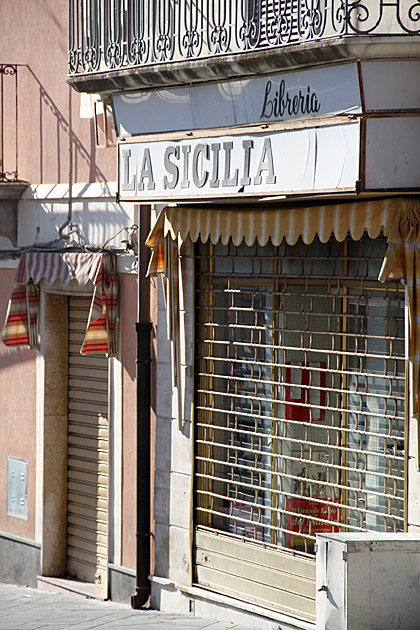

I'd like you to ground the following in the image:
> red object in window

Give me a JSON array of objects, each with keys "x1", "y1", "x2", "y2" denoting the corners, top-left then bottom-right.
[
  {"x1": 286, "y1": 497, "x2": 340, "y2": 547},
  {"x1": 285, "y1": 362, "x2": 326, "y2": 422}
]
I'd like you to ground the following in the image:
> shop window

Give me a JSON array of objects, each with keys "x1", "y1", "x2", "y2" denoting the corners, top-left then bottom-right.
[{"x1": 194, "y1": 236, "x2": 405, "y2": 555}]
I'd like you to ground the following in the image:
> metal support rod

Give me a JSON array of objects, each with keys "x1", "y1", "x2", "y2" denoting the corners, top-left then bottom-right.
[
  {"x1": 132, "y1": 204, "x2": 152, "y2": 609},
  {"x1": 58, "y1": 84, "x2": 73, "y2": 240}
]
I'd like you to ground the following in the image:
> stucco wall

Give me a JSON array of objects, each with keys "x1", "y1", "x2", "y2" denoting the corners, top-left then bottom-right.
[
  {"x1": 16, "y1": 184, "x2": 134, "y2": 253},
  {"x1": 0, "y1": 0, "x2": 115, "y2": 186},
  {"x1": 0, "y1": 267, "x2": 37, "y2": 540}
]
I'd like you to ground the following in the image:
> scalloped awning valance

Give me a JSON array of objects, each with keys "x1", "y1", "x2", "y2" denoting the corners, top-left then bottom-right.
[
  {"x1": 146, "y1": 197, "x2": 420, "y2": 430},
  {"x1": 145, "y1": 197, "x2": 403, "y2": 276}
]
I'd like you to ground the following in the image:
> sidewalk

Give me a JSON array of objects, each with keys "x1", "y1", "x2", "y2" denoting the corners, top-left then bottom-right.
[{"x1": 0, "y1": 583, "x2": 256, "y2": 630}]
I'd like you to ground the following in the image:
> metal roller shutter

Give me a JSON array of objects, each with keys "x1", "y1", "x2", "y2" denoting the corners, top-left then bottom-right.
[
  {"x1": 66, "y1": 296, "x2": 109, "y2": 587},
  {"x1": 194, "y1": 235, "x2": 406, "y2": 621}
]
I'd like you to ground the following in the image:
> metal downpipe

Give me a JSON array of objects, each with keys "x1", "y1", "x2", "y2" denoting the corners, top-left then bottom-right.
[{"x1": 132, "y1": 205, "x2": 152, "y2": 609}]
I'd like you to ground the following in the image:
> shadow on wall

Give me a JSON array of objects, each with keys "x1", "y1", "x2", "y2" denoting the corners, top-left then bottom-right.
[
  {"x1": 0, "y1": 344, "x2": 35, "y2": 372},
  {"x1": 23, "y1": 65, "x2": 109, "y2": 184}
]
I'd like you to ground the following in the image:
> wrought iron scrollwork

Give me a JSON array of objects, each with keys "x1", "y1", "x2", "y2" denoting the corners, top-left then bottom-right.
[
  {"x1": 344, "y1": 0, "x2": 381, "y2": 33},
  {"x1": 298, "y1": 0, "x2": 328, "y2": 39},
  {"x1": 127, "y1": 0, "x2": 149, "y2": 65},
  {"x1": 179, "y1": 0, "x2": 203, "y2": 58},
  {"x1": 105, "y1": 0, "x2": 124, "y2": 68},
  {"x1": 181, "y1": 29, "x2": 201, "y2": 57},
  {"x1": 153, "y1": 0, "x2": 175, "y2": 62},
  {"x1": 80, "y1": 0, "x2": 101, "y2": 72},
  {"x1": 68, "y1": 0, "x2": 420, "y2": 76},
  {"x1": 0, "y1": 64, "x2": 19, "y2": 182},
  {"x1": 267, "y1": 0, "x2": 293, "y2": 45},
  {"x1": 0, "y1": 171, "x2": 18, "y2": 183},
  {"x1": 208, "y1": 0, "x2": 231, "y2": 54},
  {"x1": 405, "y1": 0, "x2": 420, "y2": 30},
  {"x1": 210, "y1": 25, "x2": 229, "y2": 51},
  {"x1": 0, "y1": 64, "x2": 17, "y2": 76},
  {"x1": 331, "y1": 0, "x2": 349, "y2": 35},
  {"x1": 238, "y1": 0, "x2": 262, "y2": 49}
]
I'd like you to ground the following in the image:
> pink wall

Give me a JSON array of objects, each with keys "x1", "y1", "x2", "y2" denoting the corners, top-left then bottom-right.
[
  {"x1": 120, "y1": 273, "x2": 138, "y2": 569},
  {"x1": 0, "y1": 0, "x2": 115, "y2": 186},
  {"x1": 0, "y1": 269, "x2": 37, "y2": 539}
]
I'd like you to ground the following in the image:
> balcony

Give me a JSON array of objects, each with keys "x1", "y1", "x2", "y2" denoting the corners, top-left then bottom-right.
[
  {"x1": 0, "y1": 64, "x2": 27, "y2": 247},
  {"x1": 68, "y1": 0, "x2": 420, "y2": 92}
]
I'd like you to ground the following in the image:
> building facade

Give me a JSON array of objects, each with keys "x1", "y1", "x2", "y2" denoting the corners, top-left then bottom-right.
[
  {"x1": 0, "y1": 0, "x2": 139, "y2": 604},
  {"x1": 3, "y1": 0, "x2": 420, "y2": 628},
  {"x1": 89, "y1": 1, "x2": 420, "y2": 621}
]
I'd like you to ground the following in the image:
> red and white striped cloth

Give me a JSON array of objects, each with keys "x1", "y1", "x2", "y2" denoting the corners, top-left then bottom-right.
[{"x1": 1, "y1": 251, "x2": 118, "y2": 355}]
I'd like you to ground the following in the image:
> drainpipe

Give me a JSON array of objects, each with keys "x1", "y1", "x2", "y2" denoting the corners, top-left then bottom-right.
[
  {"x1": 132, "y1": 204, "x2": 152, "y2": 609},
  {"x1": 59, "y1": 84, "x2": 73, "y2": 240}
]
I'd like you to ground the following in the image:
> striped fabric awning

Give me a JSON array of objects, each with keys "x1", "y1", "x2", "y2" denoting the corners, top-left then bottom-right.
[
  {"x1": 145, "y1": 197, "x2": 403, "y2": 276},
  {"x1": 1, "y1": 252, "x2": 118, "y2": 355},
  {"x1": 146, "y1": 197, "x2": 420, "y2": 424}
]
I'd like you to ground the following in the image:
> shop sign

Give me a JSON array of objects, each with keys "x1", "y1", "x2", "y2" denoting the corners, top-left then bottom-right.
[
  {"x1": 118, "y1": 123, "x2": 360, "y2": 201},
  {"x1": 113, "y1": 63, "x2": 361, "y2": 137}
]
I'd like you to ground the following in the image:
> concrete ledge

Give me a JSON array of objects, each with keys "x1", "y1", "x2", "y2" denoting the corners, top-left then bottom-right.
[
  {"x1": 108, "y1": 564, "x2": 136, "y2": 604},
  {"x1": 68, "y1": 37, "x2": 420, "y2": 94},
  {"x1": 150, "y1": 575, "x2": 315, "y2": 630},
  {"x1": 0, "y1": 532, "x2": 41, "y2": 588}
]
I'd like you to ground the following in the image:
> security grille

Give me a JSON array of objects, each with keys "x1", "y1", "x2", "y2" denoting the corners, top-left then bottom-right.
[{"x1": 194, "y1": 236, "x2": 406, "y2": 558}]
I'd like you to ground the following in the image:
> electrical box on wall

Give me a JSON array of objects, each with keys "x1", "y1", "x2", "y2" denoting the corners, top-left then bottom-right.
[
  {"x1": 316, "y1": 532, "x2": 420, "y2": 630},
  {"x1": 7, "y1": 456, "x2": 28, "y2": 520}
]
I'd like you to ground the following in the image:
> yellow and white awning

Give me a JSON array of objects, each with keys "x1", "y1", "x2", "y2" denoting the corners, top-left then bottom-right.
[
  {"x1": 146, "y1": 197, "x2": 403, "y2": 275},
  {"x1": 146, "y1": 196, "x2": 420, "y2": 433}
]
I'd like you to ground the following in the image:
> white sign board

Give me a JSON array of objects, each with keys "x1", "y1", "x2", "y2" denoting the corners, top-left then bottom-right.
[
  {"x1": 365, "y1": 117, "x2": 420, "y2": 190},
  {"x1": 361, "y1": 60, "x2": 420, "y2": 112},
  {"x1": 113, "y1": 63, "x2": 361, "y2": 137},
  {"x1": 118, "y1": 123, "x2": 360, "y2": 201}
]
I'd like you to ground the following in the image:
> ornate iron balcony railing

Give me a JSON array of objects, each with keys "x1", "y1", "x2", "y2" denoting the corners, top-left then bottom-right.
[
  {"x1": 69, "y1": 0, "x2": 420, "y2": 76},
  {"x1": 0, "y1": 64, "x2": 19, "y2": 182}
]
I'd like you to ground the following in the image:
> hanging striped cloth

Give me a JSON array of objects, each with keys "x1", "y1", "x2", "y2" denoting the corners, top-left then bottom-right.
[{"x1": 1, "y1": 251, "x2": 118, "y2": 355}]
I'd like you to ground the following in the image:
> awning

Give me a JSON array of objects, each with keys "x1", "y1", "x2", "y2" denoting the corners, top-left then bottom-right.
[
  {"x1": 146, "y1": 197, "x2": 420, "y2": 429},
  {"x1": 145, "y1": 197, "x2": 403, "y2": 275},
  {"x1": 1, "y1": 251, "x2": 118, "y2": 355}
]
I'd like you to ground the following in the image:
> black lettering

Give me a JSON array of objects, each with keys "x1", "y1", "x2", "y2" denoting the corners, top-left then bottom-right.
[
  {"x1": 305, "y1": 86, "x2": 311, "y2": 114},
  {"x1": 260, "y1": 78, "x2": 322, "y2": 120},
  {"x1": 286, "y1": 92, "x2": 292, "y2": 116},
  {"x1": 278, "y1": 80, "x2": 286, "y2": 117},
  {"x1": 299, "y1": 91, "x2": 306, "y2": 114},
  {"x1": 311, "y1": 92, "x2": 321, "y2": 113},
  {"x1": 260, "y1": 80, "x2": 274, "y2": 120}
]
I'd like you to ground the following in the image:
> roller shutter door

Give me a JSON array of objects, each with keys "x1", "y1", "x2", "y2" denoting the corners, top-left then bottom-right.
[
  {"x1": 66, "y1": 296, "x2": 109, "y2": 587},
  {"x1": 194, "y1": 236, "x2": 405, "y2": 622}
]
